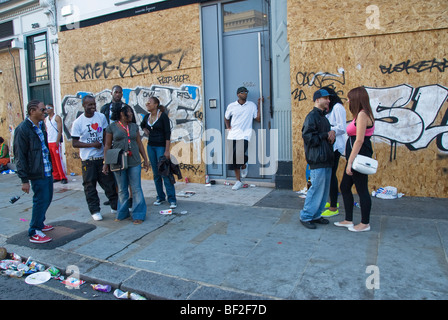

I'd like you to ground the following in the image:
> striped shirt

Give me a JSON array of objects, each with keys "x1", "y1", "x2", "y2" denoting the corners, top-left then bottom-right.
[{"x1": 27, "y1": 118, "x2": 52, "y2": 177}]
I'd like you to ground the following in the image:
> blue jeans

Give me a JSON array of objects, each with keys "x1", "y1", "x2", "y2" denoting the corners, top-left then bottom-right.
[
  {"x1": 113, "y1": 164, "x2": 147, "y2": 221},
  {"x1": 29, "y1": 176, "x2": 53, "y2": 236},
  {"x1": 147, "y1": 145, "x2": 176, "y2": 204},
  {"x1": 300, "y1": 167, "x2": 331, "y2": 222}
]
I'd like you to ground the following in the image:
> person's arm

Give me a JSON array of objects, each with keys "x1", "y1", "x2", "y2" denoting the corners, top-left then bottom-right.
[
  {"x1": 102, "y1": 132, "x2": 113, "y2": 174},
  {"x1": 0, "y1": 144, "x2": 8, "y2": 158},
  {"x1": 224, "y1": 105, "x2": 232, "y2": 129},
  {"x1": 72, "y1": 137, "x2": 102, "y2": 149},
  {"x1": 13, "y1": 126, "x2": 31, "y2": 193},
  {"x1": 52, "y1": 115, "x2": 63, "y2": 145},
  {"x1": 346, "y1": 112, "x2": 368, "y2": 176},
  {"x1": 331, "y1": 104, "x2": 347, "y2": 138},
  {"x1": 136, "y1": 133, "x2": 149, "y2": 172},
  {"x1": 162, "y1": 113, "x2": 172, "y2": 159}
]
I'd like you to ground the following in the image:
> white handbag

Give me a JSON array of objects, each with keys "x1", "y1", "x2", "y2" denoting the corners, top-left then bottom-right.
[
  {"x1": 352, "y1": 154, "x2": 378, "y2": 175},
  {"x1": 350, "y1": 138, "x2": 378, "y2": 175}
]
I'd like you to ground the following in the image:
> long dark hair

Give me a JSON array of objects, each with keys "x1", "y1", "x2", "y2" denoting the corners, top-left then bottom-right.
[
  {"x1": 347, "y1": 86, "x2": 374, "y2": 123},
  {"x1": 150, "y1": 96, "x2": 165, "y2": 113},
  {"x1": 110, "y1": 103, "x2": 132, "y2": 121},
  {"x1": 322, "y1": 86, "x2": 343, "y2": 113}
]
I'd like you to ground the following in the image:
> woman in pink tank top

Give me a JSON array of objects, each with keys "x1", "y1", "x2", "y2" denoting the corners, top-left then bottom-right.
[{"x1": 335, "y1": 87, "x2": 375, "y2": 232}]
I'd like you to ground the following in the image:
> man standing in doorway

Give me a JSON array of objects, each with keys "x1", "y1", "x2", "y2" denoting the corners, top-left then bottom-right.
[
  {"x1": 14, "y1": 100, "x2": 54, "y2": 243},
  {"x1": 224, "y1": 86, "x2": 261, "y2": 190},
  {"x1": 300, "y1": 89, "x2": 335, "y2": 229},
  {"x1": 45, "y1": 103, "x2": 68, "y2": 184},
  {"x1": 71, "y1": 95, "x2": 118, "y2": 221}
]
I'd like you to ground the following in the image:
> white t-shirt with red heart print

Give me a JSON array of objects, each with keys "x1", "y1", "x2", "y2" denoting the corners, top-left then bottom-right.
[{"x1": 71, "y1": 112, "x2": 108, "y2": 161}]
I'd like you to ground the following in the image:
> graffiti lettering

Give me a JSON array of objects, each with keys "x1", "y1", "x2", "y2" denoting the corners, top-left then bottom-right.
[
  {"x1": 157, "y1": 74, "x2": 190, "y2": 85},
  {"x1": 366, "y1": 84, "x2": 448, "y2": 159},
  {"x1": 379, "y1": 58, "x2": 448, "y2": 75},
  {"x1": 291, "y1": 68, "x2": 345, "y2": 102},
  {"x1": 73, "y1": 49, "x2": 185, "y2": 82},
  {"x1": 61, "y1": 85, "x2": 203, "y2": 147},
  {"x1": 179, "y1": 163, "x2": 201, "y2": 174}
]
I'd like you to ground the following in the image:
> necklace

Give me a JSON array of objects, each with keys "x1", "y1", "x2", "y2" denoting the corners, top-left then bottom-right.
[
  {"x1": 117, "y1": 121, "x2": 132, "y2": 156},
  {"x1": 148, "y1": 109, "x2": 160, "y2": 129}
]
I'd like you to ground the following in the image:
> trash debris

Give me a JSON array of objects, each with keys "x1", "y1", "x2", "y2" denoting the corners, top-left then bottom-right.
[
  {"x1": 9, "y1": 192, "x2": 26, "y2": 204},
  {"x1": 372, "y1": 186, "x2": 403, "y2": 199},
  {"x1": 46, "y1": 266, "x2": 61, "y2": 277},
  {"x1": 62, "y1": 277, "x2": 86, "y2": 288},
  {"x1": 91, "y1": 284, "x2": 112, "y2": 292},
  {"x1": 4, "y1": 269, "x2": 24, "y2": 278},
  {"x1": 160, "y1": 209, "x2": 172, "y2": 215},
  {"x1": 25, "y1": 271, "x2": 51, "y2": 285},
  {"x1": 177, "y1": 191, "x2": 195, "y2": 198},
  {"x1": 113, "y1": 289, "x2": 146, "y2": 300}
]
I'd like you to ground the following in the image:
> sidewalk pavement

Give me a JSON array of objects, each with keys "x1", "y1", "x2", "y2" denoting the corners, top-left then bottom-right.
[{"x1": 1, "y1": 172, "x2": 448, "y2": 300}]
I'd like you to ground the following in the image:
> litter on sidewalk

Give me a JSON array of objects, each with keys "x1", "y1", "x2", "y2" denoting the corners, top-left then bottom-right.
[
  {"x1": 372, "y1": 186, "x2": 404, "y2": 199},
  {"x1": 177, "y1": 191, "x2": 196, "y2": 198}
]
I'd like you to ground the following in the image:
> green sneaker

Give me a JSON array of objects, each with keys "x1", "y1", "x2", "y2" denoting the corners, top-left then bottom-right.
[
  {"x1": 325, "y1": 202, "x2": 339, "y2": 208},
  {"x1": 321, "y1": 209, "x2": 339, "y2": 217}
]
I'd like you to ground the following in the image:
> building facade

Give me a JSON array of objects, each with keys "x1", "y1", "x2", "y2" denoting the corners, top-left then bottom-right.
[{"x1": 0, "y1": 0, "x2": 447, "y2": 197}]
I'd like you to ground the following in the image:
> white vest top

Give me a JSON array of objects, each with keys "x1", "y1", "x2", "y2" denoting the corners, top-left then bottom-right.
[{"x1": 45, "y1": 115, "x2": 59, "y2": 143}]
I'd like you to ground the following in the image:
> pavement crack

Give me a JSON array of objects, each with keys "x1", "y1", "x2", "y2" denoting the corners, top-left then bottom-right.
[{"x1": 104, "y1": 216, "x2": 177, "y2": 262}]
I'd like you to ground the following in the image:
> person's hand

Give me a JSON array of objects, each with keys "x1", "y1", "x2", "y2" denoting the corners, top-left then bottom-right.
[
  {"x1": 346, "y1": 162, "x2": 353, "y2": 176},
  {"x1": 164, "y1": 150, "x2": 170, "y2": 159},
  {"x1": 328, "y1": 130, "x2": 336, "y2": 144},
  {"x1": 21, "y1": 182, "x2": 30, "y2": 194},
  {"x1": 102, "y1": 164, "x2": 109, "y2": 175},
  {"x1": 142, "y1": 160, "x2": 149, "y2": 172},
  {"x1": 92, "y1": 141, "x2": 102, "y2": 149}
]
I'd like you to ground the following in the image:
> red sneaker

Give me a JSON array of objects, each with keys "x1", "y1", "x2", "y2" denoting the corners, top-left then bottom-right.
[
  {"x1": 42, "y1": 225, "x2": 54, "y2": 232},
  {"x1": 29, "y1": 231, "x2": 52, "y2": 243}
]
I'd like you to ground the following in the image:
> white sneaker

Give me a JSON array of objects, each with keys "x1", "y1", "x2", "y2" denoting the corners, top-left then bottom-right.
[
  {"x1": 241, "y1": 163, "x2": 248, "y2": 178},
  {"x1": 170, "y1": 203, "x2": 177, "y2": 209},
  {"x1": 232, "y1": 180, "x2": 243, "y2": 191},
  {"x1": 153, "y1": 199, "x2": 164, "y2": 206},
  {"x1": 111, "y1": 209, "x2": 117, "y2": 214},
  {"x1": 92, "y1": 212, "x2": 103, "y2": 221}
]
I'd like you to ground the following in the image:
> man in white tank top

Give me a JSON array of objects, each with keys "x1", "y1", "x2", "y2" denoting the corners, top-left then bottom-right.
[{"x1": 45, "y1": 104, "x2": 68, "y2": 184}]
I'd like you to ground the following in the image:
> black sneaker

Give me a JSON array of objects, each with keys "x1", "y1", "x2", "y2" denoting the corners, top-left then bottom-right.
[
  {"x1": 300, "y1": 220, "x2": 316, "y2": 229},
  {"x1": 312, "y1": 217, "x2": 329, "y2": 224}
]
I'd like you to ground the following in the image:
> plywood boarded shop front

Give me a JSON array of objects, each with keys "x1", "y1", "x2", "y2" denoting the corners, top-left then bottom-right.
[
  {"x1": 288, "y1": 0, "x2": 448, "y2": 197},
  {"x1": 0, "y1": 49, "x2": 23, "y2": 150},
  {"x1": 58, "y1": 4, "x2": 205, "y2": 182}
]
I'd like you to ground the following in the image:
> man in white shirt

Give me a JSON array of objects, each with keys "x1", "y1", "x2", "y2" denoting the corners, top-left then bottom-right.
[
  {"x1": 224, "y1": 86, "x2": 261, "y2": 190},
  {"x1": 71, "y1": 95, "x2": 118, "y2": 221}
]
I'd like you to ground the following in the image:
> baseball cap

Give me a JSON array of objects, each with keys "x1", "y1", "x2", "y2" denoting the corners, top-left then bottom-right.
[
  {"x1": 237, "y1": 86, "x2": 249, "y2": 94},
  {"x1": 313, "y1": 89, "x2": 330, "y2": 101}
]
